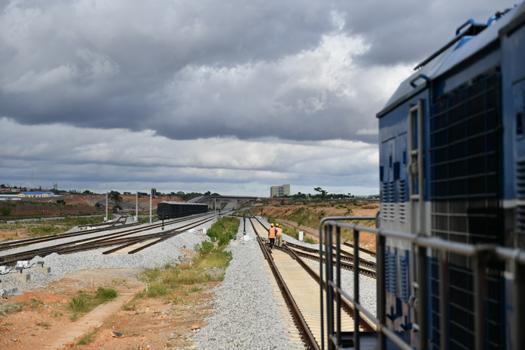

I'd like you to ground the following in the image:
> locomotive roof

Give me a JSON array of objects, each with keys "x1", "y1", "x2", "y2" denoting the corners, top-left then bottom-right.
[{"x1": 377, "y1": 3, "x2": 525, "y2": 118}]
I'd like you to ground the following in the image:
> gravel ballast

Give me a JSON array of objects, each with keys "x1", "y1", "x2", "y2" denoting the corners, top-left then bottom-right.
[{"x1": 193, "y1": 218, "x2": 305, "y2": 350}]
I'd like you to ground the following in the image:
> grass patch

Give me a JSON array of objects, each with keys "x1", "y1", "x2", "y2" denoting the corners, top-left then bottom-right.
[
  {"x1": 140, "y1": 217, "x2": 239, "y2": 300},
  {"x1": 77, "y1": 330, "x2": 97, "y2": 345},
  {"x1": 51, "y1": 311, "x2": 63, "y2": 318},
  {"x1": 287, "y1": 207, "x2": 320, "y2": 228},
  {"x1": 277, "y1": 222, "x2": 316, "y2": 244},
  {"x1": 69, "y1": 287, "x2": 118, "y2": 320},
  {"x1": 0, "y1": 303, "x2": 23, "y2": 316},
  {"x1": 0, "y1": 216, "x2": 105, "y2": 240},
  {"x1": 29, "y1": 298, "x2": 44, "y2": 310},
  {"x1": 205, "y1": 217, "x2": 239, "y2": 246},
  {"x1": 36, "y1": 321, "x2": 51, "y2": 329}
]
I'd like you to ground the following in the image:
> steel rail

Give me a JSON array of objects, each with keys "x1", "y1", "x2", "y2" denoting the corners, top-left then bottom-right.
[
  {"x1": 0, "y1": 215, "x2": 216, "y2": 264},
  {"x1": 249, "y1": 217, "x2": 320, "y2": 350},
  {"x1": 0, "y1": 212, "x2": 209, "y2": 251},
  {"x1": 342, "y1": 241, "x2": 376, "y2": 257},
  {"x1": 0, "y1": 214, "x2": 216, "y2": 264},
  {"x1": 254, "y1": 216, "x2": 377, "y2": 271},
  {"x1": 0, "y1": 221, "x2": 138, "y2": 251},
  {"x1": 0, "y1": 211, "x2": 215, "y2": 251},
  {"x1": 286, "y1": 244, "x2": 377, "y2": 278},
  {"x1": 285, "y1": 241, "x2": 377, "y2": 272},
  {"x1": 104, "y1": 215, "x2": 217, "y2": 255}
]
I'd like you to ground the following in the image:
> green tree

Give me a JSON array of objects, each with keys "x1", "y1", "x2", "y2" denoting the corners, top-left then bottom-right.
[{"x1": 314, "y1": 187, "x2": 327, "y2": 198}]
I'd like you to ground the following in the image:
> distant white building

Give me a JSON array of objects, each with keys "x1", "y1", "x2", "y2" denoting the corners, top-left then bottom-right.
[
  {"x1": 0, "y1": 191, "x2": 61, "y2": 201},
  {"x1": 18, "y1": 191, "x2": 55, "y2": 199},
  {"x1": 270, "y1": 184, "x2": 290, "y2": 198}
]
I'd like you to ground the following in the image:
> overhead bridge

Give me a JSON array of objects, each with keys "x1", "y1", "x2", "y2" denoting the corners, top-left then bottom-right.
[{"x1": 188, "y1": 194, "x2": 260, "y2": 210}]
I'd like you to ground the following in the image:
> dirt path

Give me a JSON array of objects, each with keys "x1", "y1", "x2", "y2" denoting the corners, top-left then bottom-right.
[
  {"x1": 44, "y1": 284, "x2": 143, "y2": 349},
  {"x1": 1, "y1": 267, "x2": 219, "y2": 350},
  {"x1": 0, "y1": 269, "x2": 143, "y2": 350}
]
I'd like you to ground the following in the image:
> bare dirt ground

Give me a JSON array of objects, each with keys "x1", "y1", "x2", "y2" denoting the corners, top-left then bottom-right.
[
  {"x1": 0, "y1": 229, "x2": 26, "y2": 241},
  {"x1": 0, "y1": 194, "x2": 183, "y2": 222},
  {"x1": 0, "y1": 193, "x2": 185, "y2": 242},
  {"x1": 65, "y1": 194, "x2": 183, "y2": 210},
  {"x1": 0, "y1": 268, "x2": 217, "y2": 350},
  {"x1": 254, "y1": 201, "x2": 379, "y2": 250}
]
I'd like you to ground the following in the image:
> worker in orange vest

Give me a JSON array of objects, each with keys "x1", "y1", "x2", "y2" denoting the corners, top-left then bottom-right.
[
  {"x1": 268, "y1": 223, "x2": 277, "y2": 249},
  {"x1": 276, "y1": 224, "x2": 283, "y2": 247}
]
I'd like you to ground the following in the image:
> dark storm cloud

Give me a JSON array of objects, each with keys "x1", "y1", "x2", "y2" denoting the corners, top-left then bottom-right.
[{"x1": 0, "y1": 0, "x2": 519, "y2": 142}]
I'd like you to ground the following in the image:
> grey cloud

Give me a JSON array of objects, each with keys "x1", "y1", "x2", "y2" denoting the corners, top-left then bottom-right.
[
  {"x1": 0, "y1": 118, "x2": 378, "y2": 194},
  {"x1": 338, "y1": 0, "x2": 519, "y2": 65},
  {"x1": 0, "y1": 0, "x2": 342, "y2": 139},
  {"x1": 0, "y1": 0, "x2": 517, "y2": 143}
]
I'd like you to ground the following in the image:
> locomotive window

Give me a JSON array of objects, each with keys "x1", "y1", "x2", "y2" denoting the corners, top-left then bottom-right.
[
  {"x1": 403, "y1": 150, "x2": 407, "y2": 164},
  {"x1": 389, "y1": 155, "x2": 393, "y2": 168},
  {"x1": 411, "y1": 110, "x2": 419, "y2": 150},
  {"x1": 380, "y1": 166, "x2": 384, "y2": 182},
  {"x1": 409, "y1": 102, "x2": 423, "y2": 199},
  {"x1": 517, "y1": 112, "x2": 523, "y2": 135},
  {"x1": 393, "y1": 162, "x2": 400, "y2": 180}
]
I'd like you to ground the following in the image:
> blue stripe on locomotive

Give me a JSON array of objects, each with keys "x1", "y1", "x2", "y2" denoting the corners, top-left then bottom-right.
[{"x1": 377, "y1": 4, "x2": 525, "y2": 350}]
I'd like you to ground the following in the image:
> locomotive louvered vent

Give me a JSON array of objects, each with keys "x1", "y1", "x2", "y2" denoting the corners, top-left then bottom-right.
[
  {"x1": 428, "y1": 68, "x2": 505, "y2": 350},
  {"x1": 429, "y1": 68, "x2": 502, "y2": 245},
  {"x1": 430, "y1": 257, "x2": 441, "y2": 350},
  {"x1": 516, "y1": 160, "x2": 525, "y2": 197},
  {"x1": 380, "y1": 181, "x2": 396, "y2": 221},
  {"x1": 398, "y1": 179, "x2": 407, "y2": 223},
  {"x1": 515, "y1": 160, "x2": 525, "y2": 242},
  {"x1": 385, "y1": 248, "x2": 397, "y2": 294},
  {"x1": 399, "y1": 253, "x2": 410, "y2": 302}
]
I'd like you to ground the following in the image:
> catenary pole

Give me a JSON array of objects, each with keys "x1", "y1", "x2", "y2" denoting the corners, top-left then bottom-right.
[
  {"x1": 149, "y1": 189, "x2": 153, "y2": 224},
  {"x1": 105, "y1": 191, "x2": 109, "y2": 221}
]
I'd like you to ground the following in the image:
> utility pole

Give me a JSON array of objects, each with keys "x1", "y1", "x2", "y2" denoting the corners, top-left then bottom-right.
[
  {"x1": 149, "y1": 189, "x2": 153, "y2": 224},
  {"x1": 105, "y1": 191, "x2": 109, "y2": 222},
  {"x1": 135, "y1": 192, "x2": 139, "y2": 223}
]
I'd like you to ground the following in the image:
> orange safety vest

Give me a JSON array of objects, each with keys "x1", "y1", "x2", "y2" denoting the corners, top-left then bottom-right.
[
  {"x1": 268, "y1": 227, "x2": 276, "y2": 238},
  {"x1": 276, "y1": 227, "x2": 283, "y2": 237}
]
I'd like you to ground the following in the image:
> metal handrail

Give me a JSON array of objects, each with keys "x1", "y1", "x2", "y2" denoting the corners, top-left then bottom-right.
[
  {"x1": 318, "y1": 216, "x2": 376, "y2": 350},
  {"x1": 320, "y1": 216, "x2": 525, "y2": 350}
]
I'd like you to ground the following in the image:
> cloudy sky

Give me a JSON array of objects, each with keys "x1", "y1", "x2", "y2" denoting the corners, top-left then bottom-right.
[{"x1": 0, "y1": 0, "x2": 518, "y2": 196}]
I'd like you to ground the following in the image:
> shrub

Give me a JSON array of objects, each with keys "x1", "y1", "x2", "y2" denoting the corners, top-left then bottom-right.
[
  {"x1": 95, "y1": 287, "x2": 117, "y2": 301},
  {"x1": 139, "y1": 217, "x2": 239, "y2": 299},
  {"x1": 69, "y1": 287, "x2": 118, "y2": 320}
]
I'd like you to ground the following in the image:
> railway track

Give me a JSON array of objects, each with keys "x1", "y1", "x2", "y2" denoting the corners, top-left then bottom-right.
[
  {"x1": 0, "y1": 213, "x2": 217, "y2": 265},
  {"x1": 342, "y1": 241, "x2": 376, "y2": 257},
  {"x1": 0, "y1": 212, "x2": 212, "y2": 252},
  {"x1": 285, "y1": 242, "x2": 376, "y2": 278},
  {"x1": 249, "y1": 217, "x2": 373, "y2": 349},
  {"x1": 253, "y1": 216, "x2": 377, "y2": 277},
  {"x1": 0, "y1": 218, "x2": 139, "y2": 252}
]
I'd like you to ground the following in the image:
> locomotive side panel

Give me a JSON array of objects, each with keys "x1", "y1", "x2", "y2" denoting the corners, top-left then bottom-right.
[{"x1": 379, "y1": 89, "x2": 430, "y2": 347}]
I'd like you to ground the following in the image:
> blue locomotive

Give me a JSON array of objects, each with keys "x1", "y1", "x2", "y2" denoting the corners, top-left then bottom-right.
[{"x1": 377, "y1": 3, "x2": 525, "y2": 349}]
